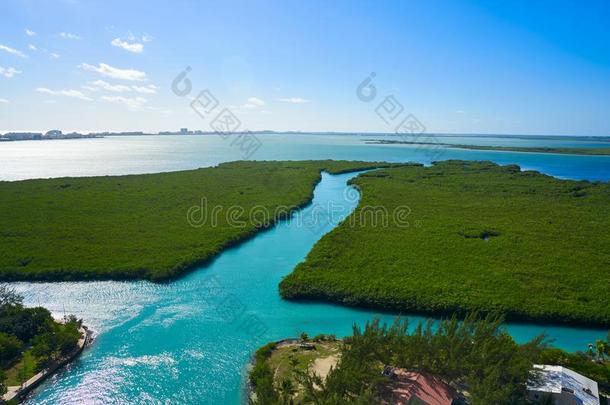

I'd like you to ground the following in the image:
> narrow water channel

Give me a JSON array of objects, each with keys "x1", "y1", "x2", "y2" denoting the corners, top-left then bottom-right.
[{"x1": 14, "y1": 171, "x2": 607, "y2": 404}]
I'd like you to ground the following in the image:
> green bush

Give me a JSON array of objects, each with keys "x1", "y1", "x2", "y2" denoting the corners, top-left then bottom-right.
[
  {"x1": 250, "y1": 342, "x2": 279, "y2": 404},
  {"x1": 0, "y1": 306, "x2": 54, "y2": 343},
  {"x1": 0, "y1": 286, "x2": 82, "y2": 379},
  {"x1": 0, "y1": 332, "x2": 23, "y2": 367},
  {"x1": 31, "y1": 319, "x2": 81, "y2": 368}
]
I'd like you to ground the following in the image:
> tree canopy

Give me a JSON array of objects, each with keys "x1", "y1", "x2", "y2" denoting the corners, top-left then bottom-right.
[
  {"x1": 0, "y1": 284, "x2": 81, "y2": 388},
  {"x1": 250, "y1": 313, "x2": 549, "y2": 404}
]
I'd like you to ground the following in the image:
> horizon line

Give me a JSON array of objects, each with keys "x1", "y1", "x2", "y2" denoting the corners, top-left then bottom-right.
[{"x1": 1, "y1": 130, "x2": 610, "y2": 139}]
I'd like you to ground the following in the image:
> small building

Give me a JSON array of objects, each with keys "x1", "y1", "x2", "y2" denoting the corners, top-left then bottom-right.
[
  {"x1": 382, "y1": 367, "x2": 457, "y2": 405},
  {"x1": 180, "y1": 127, "x2": 189, "y2": 134},
  {"x1": 45, "y1": 129, "x2": 63, "y2": 138},
  {"x1": 527, "y1": 365, "x2": 600, "y2": 405}
]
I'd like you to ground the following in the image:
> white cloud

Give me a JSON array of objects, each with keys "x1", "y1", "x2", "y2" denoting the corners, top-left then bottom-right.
[
  {"x1": 0, "y1": 44, "x2": 27, "y2": 58},
  {"x1": 89, "y1": 80, "x2": 132, "y2": 92},
  {"x1": 111, "y1": 38, "x2": 143, "y2": 54},
  {"x1": 101, "y1": 95, "x2": 147, "y2": 110},
  {"x1": 28, "y1": 44, "x2": 37, "y2": 51},
  {"x1": 59, "y1": 32, "x2": 80, "y2": 40},
  {"x1": 279, "y1": 97, "x2": 309, "y2": 104},
  {"x1": 246, "y1": 97, "x2": 265, "y2": 107},
  {"x1": 25, "y1": 29, "x2": 36, "y2": 36},
  {"x1": 86, "y1": 81, "x2": 157, "y2": 94},
  {"x1": 0, "y1": 66, "x2": 22, "y2": 78},
  {"x1": 237, "y1": 97, "x2": 266, "y2": 110},
  {"x1": 36, "y1": 87, "x2": 92, "y2": 101},
  {"x1": 142, "y1": 33, "x2": 153, "y2": 43},
  {"x1": 0, "y1": 98, "x2": 9, "y2": 104},
  {"x1": 132, "y1": 84, "x2": 157, "y2": 94},
  {"x1": 37, "y1": 48, "x2": 59, "y2": 58},
  {"x1": 79, "y1": 63, "x2": 147, "y2": 81}
]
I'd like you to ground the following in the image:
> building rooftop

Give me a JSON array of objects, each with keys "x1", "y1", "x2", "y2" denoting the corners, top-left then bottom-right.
[
  {"x1": 383, "y1": 367, "x2": 456, "y2": 405},
  {"x1": 528, "y1": 365, "x2": 599, "y2": 405}
]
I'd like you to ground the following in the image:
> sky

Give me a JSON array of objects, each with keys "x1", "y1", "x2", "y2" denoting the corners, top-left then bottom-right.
[{"x1": 0, "y1": 0, "x2": 609, "y2": 136}]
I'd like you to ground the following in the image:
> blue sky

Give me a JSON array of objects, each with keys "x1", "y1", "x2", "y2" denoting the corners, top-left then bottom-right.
[{"x1": 1, "y1": 0, "x2": 609, "y2": 135}]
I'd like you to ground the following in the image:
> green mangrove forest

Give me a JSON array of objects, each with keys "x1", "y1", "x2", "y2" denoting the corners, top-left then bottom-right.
[
  {"x1": 366, "y1": 139, "x2": 610, "y2": 156},
  {"x1": 0, "y1": 160, "x2": 388, "y2": 282},
  {"x1": 280, "y1": 160, "x2": 610, "y2": 326}
]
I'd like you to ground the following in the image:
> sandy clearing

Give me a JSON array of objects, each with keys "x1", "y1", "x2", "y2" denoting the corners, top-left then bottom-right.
[{"x1": 310, "y1": 355, "x2": 338, "y2": 381}]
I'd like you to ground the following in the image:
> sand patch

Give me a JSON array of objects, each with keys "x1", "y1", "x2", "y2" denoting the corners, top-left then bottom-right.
[{"x1": 310, "y1": 355, "x2": 338, "y2": 380}]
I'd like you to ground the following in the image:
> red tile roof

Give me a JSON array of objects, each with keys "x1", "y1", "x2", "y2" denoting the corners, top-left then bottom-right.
[{"x1": 389, "y1": 369, "x2": 456, "y2": 405}]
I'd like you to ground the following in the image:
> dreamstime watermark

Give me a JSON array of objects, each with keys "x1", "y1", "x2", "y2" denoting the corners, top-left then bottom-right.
[
  {"x1": 356, "y1": 72, "x2": 445, "y2": 161},
  {"x1": 186, "y1": 196, "x2": 415, "y2": 231},
  {"x1": 171, "y1": 66, "x2": 262, "y2": 159},
  {"x1": 199, "y1": 274, "x2": 268, "y2": 338}
]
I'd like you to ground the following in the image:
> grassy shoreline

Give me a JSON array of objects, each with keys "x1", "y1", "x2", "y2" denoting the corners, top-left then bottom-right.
[
  {"x1": 366, "y1": 139, "x2": 610, "y2": 156},
  {"x1": 0, "y1": 160, "x2": 393, "y2": 282},
  {"x1": 280, "y1": 160, "x2": 610, "y2": 327}
]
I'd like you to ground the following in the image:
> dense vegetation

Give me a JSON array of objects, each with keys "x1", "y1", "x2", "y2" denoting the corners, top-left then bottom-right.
[
  {"x1": 0, "y1": 285, "x2": 81, "y2": 394},
  {"x1": 281, "y1": 160, "x2": 610, "y2": 326},
  {"x1": 366, "y1": 139, "x2": 610, "y2": 155},
  {"x1": 0, "y1": 160, "x2": 389, "y2": 281},
  {"x1": 250, "y1": 313, "x2": 549, "y2": 404},
  {"x1": 250, "y1": 341, "x2": 280, "y2": 404}
]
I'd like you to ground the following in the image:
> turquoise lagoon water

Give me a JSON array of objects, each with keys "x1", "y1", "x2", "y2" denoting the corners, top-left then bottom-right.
[{"x1": 0, "y1": 134, "x2": 608, "y2": 403}]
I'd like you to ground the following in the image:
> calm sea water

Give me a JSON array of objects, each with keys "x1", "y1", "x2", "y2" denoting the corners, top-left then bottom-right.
[
  {"x1": 1, "y1": 133, "x2": 609, "y2": 181},
  {"x1": 1, "y1": 134, "x2": 608, "y2": 404}
]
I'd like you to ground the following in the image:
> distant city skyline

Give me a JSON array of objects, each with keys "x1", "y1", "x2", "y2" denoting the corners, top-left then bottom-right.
[{"x1": 1, "y1": 0, "x2": 610, "y2": 136}]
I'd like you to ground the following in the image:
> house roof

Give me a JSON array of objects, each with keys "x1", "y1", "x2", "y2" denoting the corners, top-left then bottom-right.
[
  {"x1": 527, "y1": 365, "x2": 600, "y2": 405},
  {"x1": 389, "y1": 369, "x2": 455, "y2": 405}
]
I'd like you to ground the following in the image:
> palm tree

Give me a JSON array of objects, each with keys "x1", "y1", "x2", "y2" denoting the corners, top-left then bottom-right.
[
  {"x1": 595, "y1": 340, "x2": 607, "y2": 362},
  {"x1": 279, "y1": 377, "x2": 295, "y2": 405},
  {"x1": 587, "y1": 343, "x2": 595, "y2": 360}
]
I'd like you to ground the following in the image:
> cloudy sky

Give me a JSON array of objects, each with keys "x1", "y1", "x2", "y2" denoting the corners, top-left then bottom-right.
[{"x1": 1, "y1": 0, "x2": 609, "y2": 135}]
